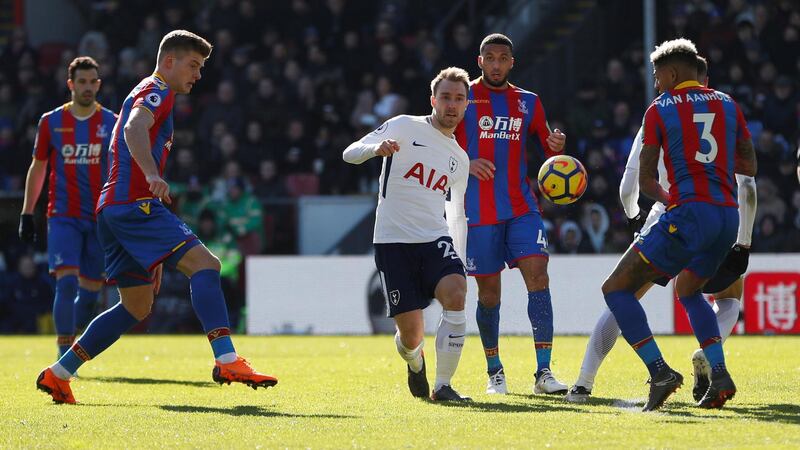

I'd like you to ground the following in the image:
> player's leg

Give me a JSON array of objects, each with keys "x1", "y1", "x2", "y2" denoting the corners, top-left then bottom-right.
[
  {"x1": 711, "y1": 278, "x2": 743, "y2": 342},
  {"x1": 509, "y1": 213, "x2": 566, "y2": 394},
  {"x1": 692, "y1": 278, "x2": 743, "y2": 401},
  {"x1": 602, "y1": 244, "x2": 683, "y2": 411},
  {"x1": 47, "y1": 217, "x2": 83, "y2": 357},
  {"x1": 53, "y1": 268, "x2": 79, "y2": 356},
  {"x1": 680, "y1": 206, "x2": 739, "y2": 408},
  {"x1": 431, "y1": 272, "x2": 470, "y2": 401},
  {"x1": 175, "y1": 244, "x2": 277, "y2": 389},
  {"x1": 75, "y1": 222, "x2": 105, "y2": 330},
  {"x1": 567, "y1": 280, "x2": 657, "y2": 402},
  {"x1": 37, "y1": 208, "x2": 152, "y2": 403},
  {"x1": 376, "y1": 242, "x2": 430, "y2": 398},
  {"x1": 38, "y1": 278, "x2": 148, "y2": 404},
  {"x1": 468, "y1": 223, "x2": 507, "y2": 391},
  {"x1": 393, "y1": 309, "x2": 428, "y2": 398},
  {"x1": 691, "y1": 245, "x2": 748, "y2": 400}
]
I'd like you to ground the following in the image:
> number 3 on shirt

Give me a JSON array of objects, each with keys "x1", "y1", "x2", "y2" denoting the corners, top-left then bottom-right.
[{"x1": 693, "y1": 113, "x2": 718, "y2": 164}]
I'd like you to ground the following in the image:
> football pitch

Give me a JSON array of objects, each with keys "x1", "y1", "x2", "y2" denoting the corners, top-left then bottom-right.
[{"x1": 2, "y1": 335, "x2": 799, "y2": 449}]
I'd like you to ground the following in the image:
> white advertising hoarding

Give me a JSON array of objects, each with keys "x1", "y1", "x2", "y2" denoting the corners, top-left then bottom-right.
[{"x1": 246, "y1": 254, "x2": 679, "y2": 335}]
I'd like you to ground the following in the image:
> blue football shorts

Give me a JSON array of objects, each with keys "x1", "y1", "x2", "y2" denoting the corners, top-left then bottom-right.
[
  {"x1": 97, "y1": 199, "x2": 201, "y2": 287},
  {"x1": 466, "y1": 212, "x2": 549, "y2": 277},
  {"x1": 47, "y1": 216, "x2": 104, "y2": 281},
  {"x1": 634, "y1": 202, "x2": 738, "y2": 279}
]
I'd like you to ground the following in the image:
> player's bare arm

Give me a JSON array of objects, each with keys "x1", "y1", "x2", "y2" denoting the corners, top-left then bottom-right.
[
  {"x1": 546, "y1": 128, "x2": 566, "y2": 153},
  {"x1": 639, "y1": 144, "x2": 669, "y2": 204},
  {"x1": 733, "y1": 138, "x2": 757, "y2": 177},
  {"x1": 21, "y1": 158, "x2": 48, "y2": 215},
  {"x1": 124, "y1": 106, "x2": 171, "y2": 203}
]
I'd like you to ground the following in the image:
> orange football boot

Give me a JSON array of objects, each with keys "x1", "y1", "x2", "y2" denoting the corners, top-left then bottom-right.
[
  {"x1": 212, "y1": 357, "x2": 277, "y2": 389},
  {"x1": 36, "y1": 368, "x2": 76, "y2": 404}
]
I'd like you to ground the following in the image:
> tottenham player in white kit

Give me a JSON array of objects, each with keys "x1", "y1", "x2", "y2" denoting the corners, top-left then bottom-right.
[
  {"x1": 343, "y1": 67, "x2": 472, "y2": 401},
  {"x1": 566, "y1": 56, "x2": 758, "y2": 403}
]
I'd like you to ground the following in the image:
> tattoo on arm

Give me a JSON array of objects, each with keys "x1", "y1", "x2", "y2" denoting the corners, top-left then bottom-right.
[
  {"x1": 735, "y1": 139, "x2": 757, "y2": 177},
  {"x1": 638, "y1": 144, "x2": 668, "y2": 203}
]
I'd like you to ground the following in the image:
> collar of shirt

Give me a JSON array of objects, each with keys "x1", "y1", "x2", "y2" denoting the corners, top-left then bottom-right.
[{"x1": 674, "y1": 80, "x2": 703, "y2": 89}]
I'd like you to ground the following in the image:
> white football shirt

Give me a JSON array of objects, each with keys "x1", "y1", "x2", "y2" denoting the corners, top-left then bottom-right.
[{"x1": 343, "y1": 115, "x2": 470, "y2": 248}]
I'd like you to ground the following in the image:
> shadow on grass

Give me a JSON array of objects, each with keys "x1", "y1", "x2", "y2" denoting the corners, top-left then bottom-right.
[
  {"x1": 83, "y1": 376, "x2": 216, "y2": 388},
  {"x1": 433, "y1": 398, "x2": 612, "y2": 414},
  {"x1": 578, "y1": 395, "x2": 800, "y2": 425},
  {"x1": 159, "y1": 404, "x2": 358, "y2": 419},
  {"x1": 660, "y1": 402, "x2": 800, "y2": 425}
]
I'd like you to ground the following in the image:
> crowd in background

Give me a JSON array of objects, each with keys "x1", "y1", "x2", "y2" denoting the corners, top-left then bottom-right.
[{"x1": 1, "y1": 0, "x2": 798, "y2": 332}]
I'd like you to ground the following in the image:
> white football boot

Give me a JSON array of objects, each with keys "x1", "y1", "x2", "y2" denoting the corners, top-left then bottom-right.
[
  {"x1": 486, "y1": 368, "x2": 508, "y2": 394},
  {"x1": 534, "y1": 368, "x2": 568, "y2": 395},
  {"x1": 691, "y1": 348, "x2": 712, "y2": 402}
]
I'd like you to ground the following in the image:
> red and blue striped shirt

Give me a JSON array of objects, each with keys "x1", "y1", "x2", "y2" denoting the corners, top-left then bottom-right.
[
  {"x1": 97, "y1": 73, "x2": 175, "y2": 212},
  {"x1": 642, "y1": 81, "x2": 750, "y2": 208},
  {"x1": 455, "y1": 78, "x2": 559, "y2": 226},
  {"x1": 33, "y1": 102, "x2": 117, "y2": 219}
]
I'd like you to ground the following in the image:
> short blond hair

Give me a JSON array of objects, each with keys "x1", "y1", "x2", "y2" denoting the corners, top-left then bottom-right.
[
  {"x1": 430, "y1": 66, "x2": 470, "y2": 96},
  {"x1": 650, "y1": 38, "x2": 697, "y2": 68}
]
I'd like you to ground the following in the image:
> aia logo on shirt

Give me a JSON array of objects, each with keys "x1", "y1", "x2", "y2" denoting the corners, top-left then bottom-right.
[{"x1": 403, "y1": 162, "x2": 448, "y2": 195}]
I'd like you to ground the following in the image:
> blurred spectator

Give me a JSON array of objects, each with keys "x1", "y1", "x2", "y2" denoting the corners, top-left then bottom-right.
[
  {"x1": 2, "y1": 254, "x2": 52, "y2": 333},
  {"x1": 253, "y1": 159, "x2": 288, "y2": 200},
  {"x1": 581, "y1": 203, "x2": 611, "y2": 253},
  {"x1": 215, "y1": 176, "x2": 264, "y2": 257}
]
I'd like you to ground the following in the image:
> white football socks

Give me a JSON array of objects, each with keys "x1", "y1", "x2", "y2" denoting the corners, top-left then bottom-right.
[
  {"x1": 50, "y1": 362, "x2": 72, "y2": 380},
  {"x1": 395, "y1": 331, "x2": 424, "y2": 373},
  {"x1": 714, "y1": 298, "x2": 740, "y2": 342},
  {"x1": 434, "y1": 309, "x2": 466, "y2": 390},
  {"x1": 575, "y1": 307, "x2": 621, "y2": 390}
]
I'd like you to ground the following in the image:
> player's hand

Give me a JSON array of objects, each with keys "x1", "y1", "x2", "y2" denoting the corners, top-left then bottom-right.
[
  {"x1": 374, "y1": 140, "x2": 400, "y2": 157},
  {"x1": 627, "y1": 212, "x2": 646, "y2": 237},
  {"x1": 146, "y1": 174, "x2": 172, "y2": 204},
  {"x1": 722, "y1": 244, "x2": 750, "y2": 276},
  {"x1": 547, "y1": 128, "x2": 566, "y2": 153},
  {"x1": 19, "y1": 214, "x2": 36, "y2": 243},
  {"x1": 469, "y1": 158, "x2": 495, "y2": 181},
  {"x1": 152, "y1": 263, "x2": 163, "y2": 295}
]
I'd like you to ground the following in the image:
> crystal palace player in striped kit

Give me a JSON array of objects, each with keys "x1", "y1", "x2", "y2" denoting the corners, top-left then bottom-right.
[
  {"x1": 20, "y1": 56, "x2": 117, "y2": 358},
  {"x1": 566, "y1": 55, "x2": 758, "y2": 405},
  {"x1": 601, "y1": 39, "x2": 757, "y2": 411},
  {"x1": 36, "y1": 31, "x2": 276, "y2": 404},
  {"x1": 454, "y1": 33, "x2": 568, "y2": 395}
]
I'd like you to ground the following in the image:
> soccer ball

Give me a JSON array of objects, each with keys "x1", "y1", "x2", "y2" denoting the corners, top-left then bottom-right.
[{"x1": 536, "y1": 155, "x2": 588, "y2": 205}]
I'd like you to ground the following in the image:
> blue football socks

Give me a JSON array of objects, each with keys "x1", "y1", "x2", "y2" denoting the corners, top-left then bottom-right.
[
  {"x1": 606, "y1": 290, "x2": 666, "y2": 377},
  {"x1": 74, "y1": 287, "x2": 99, "y2": 330},
  {"x1": 54, "y1": 275, "x2": 78, "y2": 356},
  {"x1": 528, "y1": 289, "x2": 554, "y2": 372},
  {"x1": 190, "y1": 269, "x2": 236, "y2": 360},
  {"x1": 680, "y1": 292, "x2": 726, "y2": 373},
  {"x1": 57, "y1": 302, "x2": 139, "y2": 375},
  {"x1": 476, "y1": 302, "x2": 502, "y2": 373}
]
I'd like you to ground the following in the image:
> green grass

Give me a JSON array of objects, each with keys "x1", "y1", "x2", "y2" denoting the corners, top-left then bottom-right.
[{"x1": 2, "y1": 335, "x2": 799, "y2": 449}]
